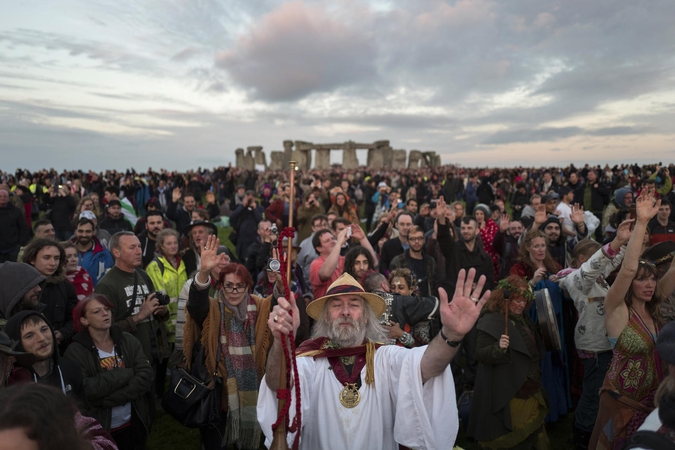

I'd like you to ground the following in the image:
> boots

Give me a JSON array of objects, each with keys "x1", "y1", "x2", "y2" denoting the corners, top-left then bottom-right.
[{"x1": 573, "y1": 426, "x2": 591, "y2": 450}]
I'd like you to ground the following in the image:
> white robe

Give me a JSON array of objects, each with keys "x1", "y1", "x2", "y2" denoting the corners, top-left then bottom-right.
[{"x1": 257, "y1": 345, "x2": 458, "y2": 450}]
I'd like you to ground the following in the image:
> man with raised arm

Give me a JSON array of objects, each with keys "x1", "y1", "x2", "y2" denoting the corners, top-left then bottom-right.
[{"x1": 258, "y1": 268, "x2": 490, "y2": 449}]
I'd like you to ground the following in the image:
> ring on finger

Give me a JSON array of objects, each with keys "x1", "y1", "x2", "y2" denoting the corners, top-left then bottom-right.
[
  {"x1": 470, "y1": 297, "x2": 479, "y2": 303},
  {"x1": 273, "y1": 315, "x2": 279, "y2": 323}
]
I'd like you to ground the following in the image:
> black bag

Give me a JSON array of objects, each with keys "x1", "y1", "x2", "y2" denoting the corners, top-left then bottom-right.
[
  {"x1": 228, "y1": 228, "x2": 239, "y2": 246},
  {"x1": 162, "y1": 304, "x2": 223, "y2": 428},
  {"x1": 622, "y1": 430, "x2": 675, "y2": 449}
]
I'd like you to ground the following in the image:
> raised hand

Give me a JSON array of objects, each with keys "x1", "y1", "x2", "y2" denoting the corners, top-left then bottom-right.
[
  {"x1": 436, "y1": 196, "x2": 448, "y2": 224},
  {"x1": 636, "y1": 188, "x2": 661, "y2": 224},
  {"x1": 438, "y1": 268, "x2": 491, "y2": 341},
  {"x1": 172, "y1": 187, "x2": 182, "y2": 203},
  {"x1": 570, "y1": 203, "x2": 585, "y2": 225},
  {"x1": 499, "y1": 213, "x2": 510, "y2": 232},
  {"x1": 350, "y1": 223, "x2": 365, "y2": 240},
  {"x1": 615, "y1": 219, "x2": 634, "y2": 245},
  {"x1": 200, "y1": 235, "x2": 227, "y2": 274},
  {"x1": 268, "y1": 292, "x2": 300, "y2": 342},
  {"x1": 534, "y1": 204, "x2": 547, "y2": 225}
]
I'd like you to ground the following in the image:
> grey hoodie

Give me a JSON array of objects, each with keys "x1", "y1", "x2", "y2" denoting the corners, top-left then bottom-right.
[{"x1": 0, "y1": 262, "x2": 46, "y2": 325}]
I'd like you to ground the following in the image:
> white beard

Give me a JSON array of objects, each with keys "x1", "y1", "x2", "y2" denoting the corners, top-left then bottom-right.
[{"x1": 328, "y1": 317, "x2": 367, "y2": 348}]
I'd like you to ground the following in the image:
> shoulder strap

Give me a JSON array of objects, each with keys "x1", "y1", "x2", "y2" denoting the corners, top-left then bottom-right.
[
  {"x1": 214, "y1": 301, "x2": 224, "y2": 376},
  {"x1": 622, "y1": 430, "x2": 675, "y2": 449},
  {"x1": 127, "y1": 269, "x2": 138, "y2": 318},
  {"x1": 152, "y1": 257, "x2": 165, "y2": 276}
]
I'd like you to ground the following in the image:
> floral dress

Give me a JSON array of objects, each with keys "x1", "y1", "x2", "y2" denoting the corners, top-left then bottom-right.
[
  {"x1": 591, "y1": 309, "x2": 665, "y2": 449},
  {"x1": 479, "y1": 218, "x2": 500, "y2": 283}
]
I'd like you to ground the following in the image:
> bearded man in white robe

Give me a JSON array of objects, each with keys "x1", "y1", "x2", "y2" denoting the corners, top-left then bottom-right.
[{"x1": 258, "y1": 268, "x2": 490, "y2": 450}]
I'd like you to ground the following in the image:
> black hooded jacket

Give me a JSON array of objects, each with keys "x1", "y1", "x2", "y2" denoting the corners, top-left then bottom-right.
[
  {"x1": 5, "y1": 311, "x2": 88, "y2": 409},
  {"x1": 39, "y1": 271, "x2": 78, "y2": 350}
]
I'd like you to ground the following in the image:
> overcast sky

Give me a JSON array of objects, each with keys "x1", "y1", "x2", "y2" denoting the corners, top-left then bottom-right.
[{"x1": 2, "y1": 0, "x2": 674, "y2": 171}]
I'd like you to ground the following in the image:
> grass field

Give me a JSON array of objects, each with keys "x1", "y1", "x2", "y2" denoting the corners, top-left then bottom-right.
[{"x1": 147, "y1": 407, "x2": 575, "y2": 450}]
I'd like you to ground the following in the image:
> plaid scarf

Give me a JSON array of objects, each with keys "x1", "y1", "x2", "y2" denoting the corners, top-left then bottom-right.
[{"x1": 220, "y1": 293, "x2": 262, "y2": 449}]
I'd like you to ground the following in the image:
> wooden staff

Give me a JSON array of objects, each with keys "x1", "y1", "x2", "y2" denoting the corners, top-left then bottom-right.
[
  {"x1": 503, "y1": 290, "x2": 510, "y2": 336},
  {"x1": 270, "y1": 161, "x2": 296, "y2": 450}
]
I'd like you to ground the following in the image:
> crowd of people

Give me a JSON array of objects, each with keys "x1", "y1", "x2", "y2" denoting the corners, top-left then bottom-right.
[{"x1": 0, "y1": 160, "x2": 675, "y2": 450}]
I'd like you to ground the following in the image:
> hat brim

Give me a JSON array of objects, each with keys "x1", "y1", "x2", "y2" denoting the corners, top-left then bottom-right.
[
  {"x1": 183, "y1": 222, "x2": 218, "y2": 236},
  {"x1": 306, "y1": 291, "x2": 386, "y2": 321},
  {"x1": 0, "y1": 344, "x2": 36, "y2": 367}
]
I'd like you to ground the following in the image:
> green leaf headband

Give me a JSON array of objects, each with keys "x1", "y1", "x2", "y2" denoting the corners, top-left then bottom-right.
[{"x1": 496, "y1": 278, "x2": 535, "y2": 302}]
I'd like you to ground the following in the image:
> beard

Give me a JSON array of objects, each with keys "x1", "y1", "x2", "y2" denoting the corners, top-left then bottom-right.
[{"x1": 327, "y1": 316, "x2": 367, "y2": 348}]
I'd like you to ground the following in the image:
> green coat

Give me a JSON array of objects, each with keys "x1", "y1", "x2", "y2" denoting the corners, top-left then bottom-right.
[{"x1": 467, "y1": 311, "x2": 545, "y2": 442}]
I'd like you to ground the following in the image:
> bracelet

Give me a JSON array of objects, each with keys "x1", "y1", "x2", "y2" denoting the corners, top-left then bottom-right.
[
  {"x1": 398, "y1": 332, "x2": 414, "y2": 347},
  {"x1": 440, "y1": 329, "x2": 462, "y2": 348}
]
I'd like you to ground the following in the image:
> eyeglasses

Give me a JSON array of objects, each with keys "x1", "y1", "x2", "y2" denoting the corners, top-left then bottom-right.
[
  {"x1": 408, "y1": 236, "x2": 425, "y2": 242},
  {"x1": 223, "y1": 284, "x2": 247, "y2": 293}
]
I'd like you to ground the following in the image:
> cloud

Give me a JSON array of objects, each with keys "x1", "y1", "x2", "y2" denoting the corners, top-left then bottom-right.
[
  {"x1": 214, "y1": 0, "x2": 377, "y2": 101},
  {"x1": 170, "y1": 46, "x2": 202, "y2": 62},
  {"x1": 482, "y1": 125, "x2": 654, "y2": 145}
]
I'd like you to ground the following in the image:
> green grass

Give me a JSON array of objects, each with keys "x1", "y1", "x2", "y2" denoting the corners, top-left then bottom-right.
[
  {"x1": 454, "y1": 413, "x2": 574, "y2": 450},
  {"x1": 148, "y1": 405, "x2": 574, "y2": 449}
]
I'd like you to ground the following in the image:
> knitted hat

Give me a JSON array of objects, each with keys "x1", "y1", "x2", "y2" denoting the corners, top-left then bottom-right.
[
  {"x1": 473, "y1": 203, "x2": 490, "y2": 218},
  {"x1": 612, "y1": 187, "x2": 633, "y2": 209},
  {"x1": 539, "y1": 215, "x2": 561, "y2": 231},
  {"x1": 306, "y1": 273, "x2": 386, "y2": 320}
]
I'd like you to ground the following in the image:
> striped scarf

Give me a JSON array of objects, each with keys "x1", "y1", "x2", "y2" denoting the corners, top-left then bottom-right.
[{"x1": 220, "y1": 293, "x2": 262, "y2": 449}]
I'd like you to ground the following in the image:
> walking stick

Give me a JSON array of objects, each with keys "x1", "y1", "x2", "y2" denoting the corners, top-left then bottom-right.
[
  {"x1": 270, "y1": 161, "x2": 297, "y2": 450},
  {"x1": 503, "y1": 289, "x2": 510, "y2": 336}
]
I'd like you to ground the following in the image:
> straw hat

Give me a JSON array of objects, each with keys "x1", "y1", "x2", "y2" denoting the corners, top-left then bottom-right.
[{"x1": 306, "y1": 273, "x2": 386, "y2": 320}]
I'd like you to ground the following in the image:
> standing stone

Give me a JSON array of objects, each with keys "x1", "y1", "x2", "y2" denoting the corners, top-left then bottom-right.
[
  {"x1": 283, "y1": 140, "x2": 293, "y2": 166},
  {"x1": 408, "y1": 150, "x2": 422, "y2": 168},
  {"x1": 392, "y1": 150, "x2": 407, "y2": 168},
  {"x1": 292, "y1": 150, "x2": 310, "y2": 171},
  {"x1": 381, "y1": 146, "x2": 393, "y2": 167},
  {"x1": 343, "y1": 145, "x2": 358, "y2": 169},
  {"x1": 243, "y1": 149, "x2": 255, "y2": 171},
  {"x1": 270, "y1": 151, "x2": 284, "y2": 171},
  {"x1": 235, "y1": 148, "x2": 245, "y2": 168},
  {"x1": 433, "y1": 153, "x2": 442, "y2": 167},
  {"x1": 367, "y1": 148, "x2": 385, "y2": 168},
  {"x1": 315, "y1": 148, "x2": 331, "y2": 169},
  {"x1": 249, "y1": 146, "x2": 266, "y2": 168}
]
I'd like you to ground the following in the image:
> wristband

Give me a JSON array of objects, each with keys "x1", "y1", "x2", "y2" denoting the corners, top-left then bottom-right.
[{"x1": 440, "y1": 329, "x2": 462, "y2": 348}]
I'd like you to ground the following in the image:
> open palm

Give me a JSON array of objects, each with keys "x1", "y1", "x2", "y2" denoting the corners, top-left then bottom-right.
[{"x1": 438, "y1": 269, "x2": 490, "y2": 339}]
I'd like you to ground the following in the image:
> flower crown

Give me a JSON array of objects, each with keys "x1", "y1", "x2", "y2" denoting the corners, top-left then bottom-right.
[{"x1": 496, "y1": 278, "x2": 535, "y2": 302}]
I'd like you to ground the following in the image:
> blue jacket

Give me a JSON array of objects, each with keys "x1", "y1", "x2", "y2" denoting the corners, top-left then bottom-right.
[{"x1": 73, "y1": 236, "x2": 114, "y2": 286}]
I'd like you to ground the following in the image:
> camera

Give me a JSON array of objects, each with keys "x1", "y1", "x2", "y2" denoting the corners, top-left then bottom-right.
[
  {"x1": 267, "y1": 258, "x2": 281, "y2": 273},
  {"x1": 269, "y1": 224, "x2": 278, "y2": 235},
  {"x1": 155, "y1": 292, "x2": 171, "y2": 306}
]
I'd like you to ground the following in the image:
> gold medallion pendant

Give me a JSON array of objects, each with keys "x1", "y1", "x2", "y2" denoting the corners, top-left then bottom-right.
[{"x1": 339, "y1": 383, "x2": 360, "y2": 408}]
